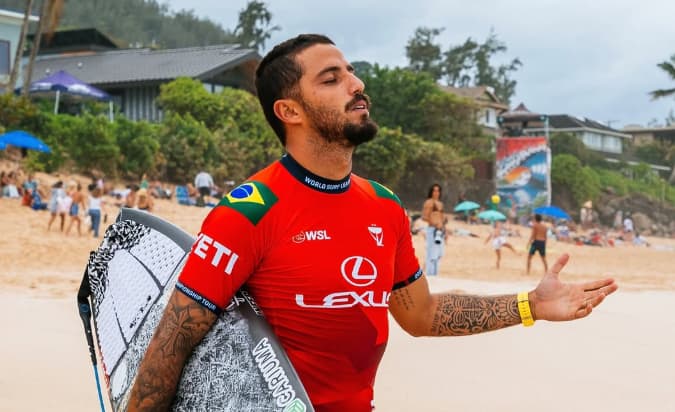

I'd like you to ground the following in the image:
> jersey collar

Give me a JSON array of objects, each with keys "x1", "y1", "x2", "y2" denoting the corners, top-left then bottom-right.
[{"x1": 280, "y1": 154, "x2": 351, "y2": 194}]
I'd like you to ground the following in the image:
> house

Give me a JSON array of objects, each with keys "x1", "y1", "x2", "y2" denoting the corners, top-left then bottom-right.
[
  {"x1": 27, "y1": 28, "x2": 260, "y2": 122},
  {"x1": 0, "y1": 8, "x2": 38, "y2": 91},
  {"x1": 499, "y1": 103, "x2": 631, "y2": 155},
  {"x1": 441, "y1": 85, "x2": 508, "y2": 138},
  {"x1": 622, "y1": 124, "x2": 675, "y2": 146},
  {"x1": 499, "y1": 103, "x2": 672, "y2": 176}
]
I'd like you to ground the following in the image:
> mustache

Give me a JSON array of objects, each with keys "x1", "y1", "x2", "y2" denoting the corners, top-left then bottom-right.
[{"x1": 345, "y1": 93, "x2": 371, "y2": 111}]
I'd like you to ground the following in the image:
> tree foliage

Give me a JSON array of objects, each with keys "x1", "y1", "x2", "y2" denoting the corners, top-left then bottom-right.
[
  {"x1": 551, "y1": 154, "x2": 600, "y2": 206},
  {"x1": 0, "y1": 0, "x2": 238, "y2": 49},
  {"x1": 650, "y1": 54, "x2": 675, "y2": 100},
  {"x1": 357, "y1": 64, "x2": 489, "y2": 157},
  {"x1": 405, "y1": 27, "x2": 522, "y2": 104},
  {"x1": 550, "y1": 132, "x2": 607, "y2": 167},
  {"x1": 234, "y1": 0, "x2": 280, "y2": 52}
]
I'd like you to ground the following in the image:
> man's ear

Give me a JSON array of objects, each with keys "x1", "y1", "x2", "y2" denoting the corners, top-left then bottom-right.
[{"x1": 273, "y1": 99, "x2": 302, "y2": 125}]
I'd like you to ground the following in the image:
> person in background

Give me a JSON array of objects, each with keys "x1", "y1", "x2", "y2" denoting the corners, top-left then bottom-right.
[
  {"x1": 485, "y1": 220, "x2": 519, "y2": 269},
  {"x1": 527, "y1": 213, "x2": 549, "y2": 275},
  {"x1": 87, "y1": 184, "x2": 107, "y2": 238},
  {"x1": 421, "y1": 183, "x2": 447, "y2": 276},
  {"x1": 622, "y1": 212, "x2": 634, "y2": 242},
  {"x1": 136, "y1": 188, "x2": 154, "y2": 212},
  {"x1": 47, "y1": 181, "x2": 66, "y2": 231},
  {"x1": 194, "y1": 170, "x2": 214, "y2": 206},
  {"x1": 66, "y1": 182, "x2": 85, "y2": 236},
  {"x1": 124, "y1": 184, "x2": 139, "y2": 208}
]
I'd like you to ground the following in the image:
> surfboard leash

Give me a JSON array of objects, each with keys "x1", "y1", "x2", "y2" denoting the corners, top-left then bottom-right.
[{"x1": 77, "y1": 255, "x2": 107, "y2": 412}]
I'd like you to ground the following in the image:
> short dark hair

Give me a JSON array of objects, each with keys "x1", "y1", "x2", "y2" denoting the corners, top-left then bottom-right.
[
  {"x1": 535, "y1": 214, "x2": 542, "y2": 222},
  {"x1": 255, "y1": 34, "x2": 335, "y2": 145}
]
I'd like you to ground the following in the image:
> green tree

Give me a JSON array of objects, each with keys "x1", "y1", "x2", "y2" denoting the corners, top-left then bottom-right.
[
  {"x1": 551, "y1": 154, "x2": 600, "y2": 206},
  {"x1": 550, "y1": 132, "x2": 607, "y2": 167},
  {"x1": 158, "y1": 113, "x2": 218, "y2": 183},
  {"x1": 114, "y1": 117, "x2": 160, "y2": 178},
  {"x1": 157, "y1": 77, "x2": 223, "y2": 130},
  {"x1": 358, "y1": 65, "x2": 488, "y2": 157},
  {"x1": 405, "y1": 27, "x2": 444, "y2": 81},
  {"x1": 650, "y1": 54, "x2": 675, "y2": 99},
  {"x1": 405, "y1": 27, "x2": 522, "y2": 103},
  {"x1": 234, "y1": 0, "x2": 280, "y2": 52}
]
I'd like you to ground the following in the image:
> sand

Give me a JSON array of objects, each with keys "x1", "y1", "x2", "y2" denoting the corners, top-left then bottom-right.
[{"x1": 0, "y1": 195, "x2": 673, "y2": 411}]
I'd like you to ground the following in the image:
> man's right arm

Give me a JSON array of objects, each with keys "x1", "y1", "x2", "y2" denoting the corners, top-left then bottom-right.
[{"x1": 127, "y1": 289, "x2": 217, "y2": 411}]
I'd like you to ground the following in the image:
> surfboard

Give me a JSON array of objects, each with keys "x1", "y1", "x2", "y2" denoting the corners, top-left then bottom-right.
[{"x1": 79, "y1": 208, "x2": 313, "y2": 412}]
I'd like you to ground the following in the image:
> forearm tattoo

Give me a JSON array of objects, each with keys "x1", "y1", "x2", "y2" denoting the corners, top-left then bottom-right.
[
  {"x1": 129, "y1": 293, "x2": 215, "y2": 411},
  {"x1": 430, "y1": 294, "x2": 520, "y2": 336}
]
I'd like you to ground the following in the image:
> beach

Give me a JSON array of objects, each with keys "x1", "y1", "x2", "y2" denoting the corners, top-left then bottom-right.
[{"x1": 1, "y1": 195, "x2": 674, "y2": 411}]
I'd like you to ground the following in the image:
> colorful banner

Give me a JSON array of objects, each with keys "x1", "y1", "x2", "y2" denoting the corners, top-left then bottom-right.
[{"x1": 495, "y1": 137, "x2": 550, "y2": 209}]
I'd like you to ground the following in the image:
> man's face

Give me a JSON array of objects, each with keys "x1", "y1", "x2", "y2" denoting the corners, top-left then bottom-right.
[{"x1": 294, "y1": 43, "x2": 378, "y2": 146}]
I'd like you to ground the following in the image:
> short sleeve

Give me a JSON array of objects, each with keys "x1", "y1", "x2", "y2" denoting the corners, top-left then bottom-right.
[
  {"x1": 392, "y1": 207, "x2": 422, "y2": 290},
  {"x1": 177, "y1": 205, "x2": 258, "y2": 312}
]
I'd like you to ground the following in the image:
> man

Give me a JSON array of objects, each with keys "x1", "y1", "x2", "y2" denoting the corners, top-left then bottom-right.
[
  {"x1": 128, "y1": 34, "x2": 617, "y2": 412},
  {"x1": 193, "y1": 170, "x2": 214, "y2": 205},
  {"x1": 527, "y1": 213, "x2": 549, "y2": 275},
  {"x1": 421, "y1": 183, "x2": 447, "y2": 275}
]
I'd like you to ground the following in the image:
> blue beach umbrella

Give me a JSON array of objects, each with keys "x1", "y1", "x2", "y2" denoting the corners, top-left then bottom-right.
[
  {"x1": 0, "y1": 130, "x2": 51, "y2": 153},
  {"x1": 534, "y1": 205, "x2": 571, "y2": 220},
  {"x1": 477, "y1": 210, "x2": 507, "y2": 221},
  {"x1": 454, "y1": 200, "x2": 480, "y2": 213}
]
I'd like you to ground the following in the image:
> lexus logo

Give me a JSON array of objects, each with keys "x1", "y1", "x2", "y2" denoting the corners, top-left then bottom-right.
[{"x1": 341, "y1": 256, "x2": 378, "y2": 287}]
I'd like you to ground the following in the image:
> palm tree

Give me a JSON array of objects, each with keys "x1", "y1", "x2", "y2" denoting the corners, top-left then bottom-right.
[
  {"x1": 21, "y1": 0, "x2": 65, "y2": 97},
  {"x1": 234, "y1": 1, "x2": 280, "y2": 52},
  {"x1": 6, "y1": 0, "x2": 34, "y2": 94},
  {"x1": 650, "y1": 54, "x2": 675, "y2": 100}
]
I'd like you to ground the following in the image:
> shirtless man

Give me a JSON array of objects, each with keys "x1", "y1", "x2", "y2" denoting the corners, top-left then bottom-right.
[
  {"x1": 527, "y1": 213, "x2": 548, "y2": 274},
  {"x1": 421, "y1": 183, "x2": 446, "y2": 275}
]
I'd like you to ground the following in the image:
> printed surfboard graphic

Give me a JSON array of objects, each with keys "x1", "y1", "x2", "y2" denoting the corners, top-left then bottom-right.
[{"x1": 84, "y1": 208, "x2": 313, "y2": 411}]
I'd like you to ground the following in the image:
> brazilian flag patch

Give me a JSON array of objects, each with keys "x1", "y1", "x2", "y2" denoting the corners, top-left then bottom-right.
[
  {"x1": 368, "y1": 180, "x2": 401, "y2": 206},
  {"x1": 218, "y1": 181, "x2": 278, "y2": 225}
]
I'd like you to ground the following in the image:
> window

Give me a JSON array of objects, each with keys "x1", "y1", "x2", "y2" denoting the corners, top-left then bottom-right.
[
  {"x1": 0, "y1": 40, "x2": 10, "y2": 75},
  {"x1": 485, "y1": 109, "x2": 491, "y2": 124}
]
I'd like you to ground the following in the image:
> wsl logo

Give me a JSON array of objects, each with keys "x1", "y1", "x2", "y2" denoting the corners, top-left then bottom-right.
[{"x1": 292, "y1": 230, "x2": 332, "y2": 243}]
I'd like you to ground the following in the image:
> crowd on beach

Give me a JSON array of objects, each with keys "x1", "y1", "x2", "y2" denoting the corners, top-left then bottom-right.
[{"x1": 0, "y1": 165, "x2": 234, "y2": 239}]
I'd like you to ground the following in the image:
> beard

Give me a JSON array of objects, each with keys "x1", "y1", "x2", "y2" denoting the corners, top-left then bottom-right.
[{"x1": 302, "y1": 93, "x2": 379, "y2": 146}]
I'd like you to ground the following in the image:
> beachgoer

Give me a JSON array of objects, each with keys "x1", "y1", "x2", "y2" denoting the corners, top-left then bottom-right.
[
  {"x1": 86, "y1": 185, "x2": 106, "y2": 238},
  {"x1": 194, "y1": 171, "x2": 214, "y2": 206},
  {"x1": 136, "y1": 188, "x2": 154, "y2": 212},
  {"x1": 65, "y1": 182, "x2": 85, "y2": 236},
  {"x1": 484, "y1": 220, "x2": 519, "y2": 269},
  {"x1": 421, "y1": 183, "x2": 447, "y2": 276},
  {"x1": 125, "y1": 184, "x2": 139, "y2": 208},
  {"x1": 623, "y1": 213, "x2": 634, "y2": 242},
  {"x1": 527, "y1": 213, "x2": 549, "y2": 275},
  {"x1": 128, "y1": 34, "x2": 618, "y2": 412},
  {"x1": 47, "y1": 181, "x2": 66, "y2": 232}
]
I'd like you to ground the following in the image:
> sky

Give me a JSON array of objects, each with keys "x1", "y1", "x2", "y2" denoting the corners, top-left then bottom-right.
[{"x1": 165, "y1": 0, "x2": 675, "y2": 129}]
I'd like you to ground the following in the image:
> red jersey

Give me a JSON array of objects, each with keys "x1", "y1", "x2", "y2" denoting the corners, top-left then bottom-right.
[{"x1": 178, "y1": 154, "x2": 422, "y2": 411}]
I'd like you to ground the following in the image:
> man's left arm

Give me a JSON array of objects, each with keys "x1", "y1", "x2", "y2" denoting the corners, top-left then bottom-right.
[{"x1": 389, "y1": 254, "x2": 618, "y2": 337}]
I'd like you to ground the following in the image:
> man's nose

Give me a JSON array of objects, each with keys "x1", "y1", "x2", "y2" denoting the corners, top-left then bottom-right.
[{"x1": 349, "y1": 73, "x2": 365, "y2": 95}]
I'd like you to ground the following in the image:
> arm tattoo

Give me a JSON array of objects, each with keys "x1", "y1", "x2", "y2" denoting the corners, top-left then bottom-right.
[
  {"x1": 129, "y1": 293, "x2": 216, "y2": 411},
  {"x1": 430, "y1": 294, "x2": 520, "y2": 336}
]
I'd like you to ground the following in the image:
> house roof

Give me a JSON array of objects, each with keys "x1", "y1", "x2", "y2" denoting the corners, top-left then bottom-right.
[
  {"x1": 27, "y1": 28, "x2": 120, "y2": 54},
  {"x1": 441, "y1": 85, "x2": 508, "y2": 110},
  {"x1": 32, "y1": 44, "x2": 260, "y2": 87},
  {"x1": 522, "y1": 114, "x2": 632, "y2": 139}
]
